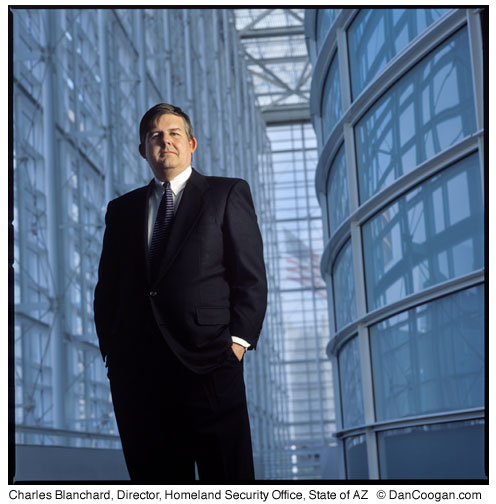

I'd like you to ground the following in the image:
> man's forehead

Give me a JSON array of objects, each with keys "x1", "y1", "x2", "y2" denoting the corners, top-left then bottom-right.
[{"x1": 151, "y1": 114, "x2": 185, "y2": 130}]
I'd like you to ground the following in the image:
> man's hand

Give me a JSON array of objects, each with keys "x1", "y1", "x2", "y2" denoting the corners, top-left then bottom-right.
[{"x1": 232, "y1": 342, "x2": 246, "y2": 361}]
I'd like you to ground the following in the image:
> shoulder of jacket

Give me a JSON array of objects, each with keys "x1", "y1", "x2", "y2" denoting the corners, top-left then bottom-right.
[
  {"x1": 204, "y1": 175, "x2": 249, "y2": 190},
  {"x1": 108, "y1": 184, "x2": 149, "y2": 208}
]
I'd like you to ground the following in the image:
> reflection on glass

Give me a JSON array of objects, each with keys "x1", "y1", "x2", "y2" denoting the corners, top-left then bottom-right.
[
  {"x1": 266, "y1": 124, "x2": 334, "y2": 476},
  {"x1": 362, "y1": 153, "x2": 483, "y2": 310},
  {"x1": 348, "y1": 9, "x2": 449, "y2": 99},
  {"x1": 332, "y1": 241, "x2": 357, "y2": 330},
  {"x1": 345, "y1": 434, "x2": 369, "y2": 479},
  {"x1": 338, "y1": 336, "x2": 364, "y2": 428},
  {"x1": 321, "y1": 52, "x2": 342, "y2": 141},
  {"x1": 326, "y1": 144, "x2": 349, "y2": 234},
  {"x1": 370, "y1": 285, "x2": 484, "y2": 422},
  {"x1": 355, "y1": 27, "x2": 476, "y2": 203},
  {"x1": 377, "y1": 420, "x2": 486, "y2": 479},
  {"x1": 316, "y1": 9, "x2": 337, "y2": 49}
]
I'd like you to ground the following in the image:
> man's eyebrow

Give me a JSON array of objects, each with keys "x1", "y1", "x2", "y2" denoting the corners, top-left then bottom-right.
[{"x1": 148, "y1": 126, "x2": 183, "y2": 135}]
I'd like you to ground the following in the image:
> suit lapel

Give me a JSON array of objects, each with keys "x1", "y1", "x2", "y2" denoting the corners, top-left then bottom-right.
[
  {"x1": 143, "y1": 180, "x2": 155, "y2": 285},
  {"x1": 154, "y1": 169, "x2": 210, "y2": 284}
]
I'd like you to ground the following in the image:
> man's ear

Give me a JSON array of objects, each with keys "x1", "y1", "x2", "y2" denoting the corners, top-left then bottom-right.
[
  {"x1": 138, "y1": 143, "x2": 146, "y2": 159},
  {"x1": 190, "y1": 137, "x2": 198, "y2": 153}
]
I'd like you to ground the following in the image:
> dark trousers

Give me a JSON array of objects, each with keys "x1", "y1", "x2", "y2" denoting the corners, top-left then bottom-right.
[{"x1": 107, "y1": 328, "x2": 254, "y2": 483}]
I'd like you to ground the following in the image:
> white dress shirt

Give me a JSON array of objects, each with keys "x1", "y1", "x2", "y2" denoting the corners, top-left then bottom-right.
[{"x1": 147, "y1": 166, "x2": 250, "y2": 350}]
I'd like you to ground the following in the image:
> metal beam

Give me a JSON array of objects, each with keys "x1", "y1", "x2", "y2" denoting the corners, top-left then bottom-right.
[
  {"x1": 245, "y1": 54, "x2": 308, "y2": 65},
  {"x1": 238, "y1": 8, "x2": 275, "y2": 32},
  {"x1": 286, "y1": 8, "x2": 304, "y2": 24},
  {"x1": 244, "y1": 51, "x2": 293, "y2": 92},
  {"x1": 262, "y1": 104, "x2": 311, "y2": 125},
  {"x1": 239, "y1": 26, "x2": 305, "y2": 39}
]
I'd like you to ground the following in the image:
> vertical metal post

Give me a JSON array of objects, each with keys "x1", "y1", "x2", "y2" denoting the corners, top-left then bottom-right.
[
  {"x1": 466, "y1": 9, "x2": 485, "y2": 197},
  {"x1": 136, "y1": 9, "x2": 147, "y2": 115},
  {"x1": 162, "y1": 10, "x2": 173, "y2": 103},
  {"x1": 98, "y1": 10, "x2": 114, "y2": 204},
  {"x1": 301, "y1": 123, "x2": 327, "y2": 442},
  {"x1": 197, "y1": 11, "x2": 211, "y2": 175},
  {"x1": 222, "y1": 10, "x2": 236, "y2": 176},
  {"x1": 13, "y1": 90, "x2": 32, "y2": 427},
  {"x1": 346, "y1": 112, "x2": 379, "y2": 479},
  {"x1": 339, "y1": 13, "x2": 380, "y2": 478},
  {"x1": 336, "y1": 27, "x2": 351, "y2": 112},
  {"x1": 183, "y1": 10, "x2": 194, "y2": 109},
  {"x1": 213, "y1": 10, "x2": 226, "y2": 176},
  {"x1": 466, "y1": 8, "x2": 484, "y2": 132},
  {"x1": 42, "y1": 9, "x2": 65, "y2": 430},
  {"x1": 231, "y1": 14, "x2": 244, "y2": 179}
]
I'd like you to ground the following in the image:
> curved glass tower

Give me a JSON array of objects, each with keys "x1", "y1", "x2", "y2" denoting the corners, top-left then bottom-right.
[{"x1": 305, "y1": 8, "x2": 485, "y2": 479}]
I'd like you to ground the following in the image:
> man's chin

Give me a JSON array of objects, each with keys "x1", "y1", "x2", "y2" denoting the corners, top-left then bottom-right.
[{"x1": 152, "y1": 165, "x2": 188, "y2": 181}]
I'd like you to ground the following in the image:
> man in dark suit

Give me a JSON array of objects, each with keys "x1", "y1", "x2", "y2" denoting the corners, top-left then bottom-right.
[{"x1": 93, "y1": 103, "x2": 267, "y2": 482}]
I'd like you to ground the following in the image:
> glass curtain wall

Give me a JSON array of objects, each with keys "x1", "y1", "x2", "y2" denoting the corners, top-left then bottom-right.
[
  {"x1": 306, "y1": 8, "x2": 485, "y2": 479},
  {"x1": 12, "y1": 8, "x2": 288, "y2": 480},
  {"x1": 266, "y1": 123, "x2": 335, "y2": 479}
]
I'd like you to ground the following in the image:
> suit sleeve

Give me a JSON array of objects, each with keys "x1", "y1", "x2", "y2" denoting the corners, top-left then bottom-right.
[
  {"x1": 224, "y1": 180, "x2": 268, "y2": 349},
  {"x1": 93, "y1": 201, "x2": 119, "y2": 361}
]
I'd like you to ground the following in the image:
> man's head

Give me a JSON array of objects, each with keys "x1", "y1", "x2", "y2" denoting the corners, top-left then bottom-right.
[{"x1": 138, "y1": 103, "x2": 197, "y2": 182}]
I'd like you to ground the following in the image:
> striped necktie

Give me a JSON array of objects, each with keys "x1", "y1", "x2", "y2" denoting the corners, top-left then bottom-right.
[{"x1": 149, "y1": 181, "x2": 174, "y2": 270}]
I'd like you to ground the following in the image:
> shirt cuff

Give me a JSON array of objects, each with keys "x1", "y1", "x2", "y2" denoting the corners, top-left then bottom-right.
[{"x1": 231, "y1": 336, "x2": 251, "y2": 348}]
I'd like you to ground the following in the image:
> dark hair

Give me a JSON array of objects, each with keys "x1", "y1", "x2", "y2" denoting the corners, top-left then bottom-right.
[{"x1": 139, "y1": 103, "x2": 194, "y2": 145}]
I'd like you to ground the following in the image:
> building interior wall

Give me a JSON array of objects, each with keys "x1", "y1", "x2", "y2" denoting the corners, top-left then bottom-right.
[{"x1": 306, "y1": 7, "x2": 486, "y2": 480}]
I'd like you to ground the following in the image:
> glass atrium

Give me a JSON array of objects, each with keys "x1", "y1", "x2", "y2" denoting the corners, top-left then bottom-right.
[
  {"x1": 11, "y1": 8, "x2": 334, "y2": 481},
  {"x1": 10, "y1": 7, "x2": 486, "y2": 482}
]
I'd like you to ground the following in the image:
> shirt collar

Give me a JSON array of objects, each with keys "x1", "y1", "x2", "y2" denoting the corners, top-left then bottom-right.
[{"x1": 153, "y1": 166, "x2": 192, "y2": 196}]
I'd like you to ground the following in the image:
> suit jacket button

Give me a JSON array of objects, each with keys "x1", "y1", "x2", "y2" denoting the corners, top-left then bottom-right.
[{"x1": 149, "y1": 291, "x2": 158, "y2": 297}]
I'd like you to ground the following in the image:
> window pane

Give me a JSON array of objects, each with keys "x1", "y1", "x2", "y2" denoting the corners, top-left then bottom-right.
[
  {"x1": 321, "y1": 53, "x2": 342, "y2": 140},
  {"x1": 348, "y1": 9, "x2": 449, "y2": 99},
  {"x1": 316, "y1": 9, "x2": 337, "y2": 49},
  {"x1": 377, "y1": 420, "x2": 485, "y2": 479},
  {"x1": 326, "y1": 144, "x2": 349, "y2": 234},
  {"x1": 370, "y1": 285, "x2": 484, "y2": 421},
  {"x1": 332, "y1": 241, "x2": 357, "y2": 330},
  {"x1": 338, "y1": 336, "x2": 364, "y2": 428},
  {"x1": 362, "y1": 153, "x2": 483, "y2": 310},
  {"x1": 344, "y1": 434, "x2": 369, "y2": 479},
  {"x1": 355, "y1": 26, "x2": 477, "y2": 203}
]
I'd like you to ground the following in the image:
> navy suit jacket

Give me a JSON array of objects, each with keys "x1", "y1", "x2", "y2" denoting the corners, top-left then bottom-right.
[{"x1": 94, "y1": 168, "x2": 268, "y2": 373}]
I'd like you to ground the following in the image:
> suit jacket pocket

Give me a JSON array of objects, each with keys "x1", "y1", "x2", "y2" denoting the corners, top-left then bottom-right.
[{"x1": 196, "y1": 306, "x2": 230, "y2": 325}]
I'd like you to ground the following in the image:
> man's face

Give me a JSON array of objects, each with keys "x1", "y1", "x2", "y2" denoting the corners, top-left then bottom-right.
[{"x1": 139, "y1": 113, "x2": 197, "y2": 181}]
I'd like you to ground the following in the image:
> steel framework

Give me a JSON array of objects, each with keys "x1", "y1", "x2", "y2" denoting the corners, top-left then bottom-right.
[{"x1": 12, "y1": 8, "x2": 292, "y2": 479}]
